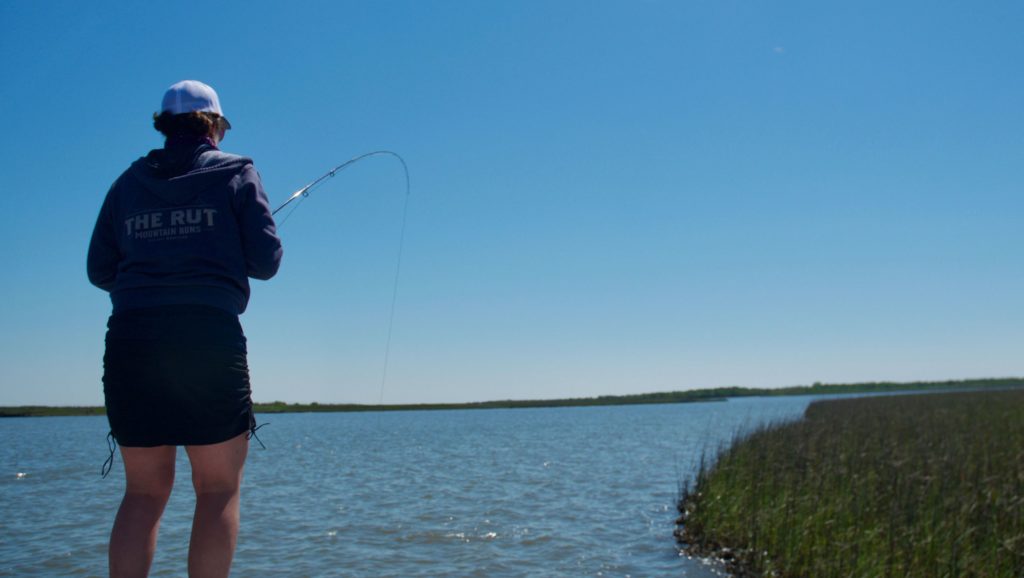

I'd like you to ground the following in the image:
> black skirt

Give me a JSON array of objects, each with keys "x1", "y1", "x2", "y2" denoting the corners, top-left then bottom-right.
[{"x1": 103, "y1": 305, "x2": 254, "y2": 447}]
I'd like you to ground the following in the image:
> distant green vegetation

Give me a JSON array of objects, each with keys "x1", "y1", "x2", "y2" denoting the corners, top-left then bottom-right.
[
  {"x1": 2, "y1": 377, "x2": 1021, "y2": 417},
  {"x1": 0, "y1": 405, "x2": 107, "y2": 418},
  {"x1": 252, "y1": 377, "x2": 1023, "y2": 413},
  {"x1": 676, "y1": 389, "x2": 1024, "y2": 577},
  {"x1": 252, "y1": 388, "x2": 733, "y2": 414}
]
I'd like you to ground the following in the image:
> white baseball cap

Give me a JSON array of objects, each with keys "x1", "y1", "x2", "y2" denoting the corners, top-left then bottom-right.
[{"x1": 161, "y1": 80, "x2": 229, "y2": 125}]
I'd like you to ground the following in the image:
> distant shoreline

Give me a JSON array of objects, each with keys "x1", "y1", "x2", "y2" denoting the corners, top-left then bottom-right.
[{"x1": 2, "y1": 377, "x2": 1021, "y2": 418}]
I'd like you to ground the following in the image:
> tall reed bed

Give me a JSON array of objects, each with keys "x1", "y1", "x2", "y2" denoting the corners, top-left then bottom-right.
[{"x1": 677, "y1": 390, "x2": 1024, "y2": 577}]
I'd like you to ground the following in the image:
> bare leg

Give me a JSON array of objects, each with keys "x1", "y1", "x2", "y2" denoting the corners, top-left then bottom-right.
[
  {"x1": 109, "y1": 445, "x2": 177, "y2": 578},
  {"x1": 185, "y1": 432, "x2": 249, "y2": 578}
]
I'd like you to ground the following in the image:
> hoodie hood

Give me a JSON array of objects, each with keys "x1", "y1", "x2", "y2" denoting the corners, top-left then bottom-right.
[{"x1": 128, "y1": 139, "x2": 253, "y2": 206}]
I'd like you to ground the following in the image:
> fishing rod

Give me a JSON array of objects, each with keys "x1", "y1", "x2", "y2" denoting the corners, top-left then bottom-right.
[
  {"x1": 273, "y1": 150, "x2": 410, "y2": 216},
  {"x1": 273, "y1": 150, "x2": 411, "y2": 406}
]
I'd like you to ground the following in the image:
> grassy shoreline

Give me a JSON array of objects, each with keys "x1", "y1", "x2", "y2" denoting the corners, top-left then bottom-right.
[
  {"x1": 2, "y1": 377, "x2": 1022, "y2": 418},
  {"x1": 676, "y1": 388, "x2": 1024, "y2": 577}
]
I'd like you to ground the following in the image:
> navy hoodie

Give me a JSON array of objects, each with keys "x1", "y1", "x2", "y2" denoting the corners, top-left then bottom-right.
[{"x1": 88, "y1": 137, "x2": 283, "y2": 315}]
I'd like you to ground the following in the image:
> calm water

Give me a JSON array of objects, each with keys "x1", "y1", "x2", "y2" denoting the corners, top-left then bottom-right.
[{"x1": 0, "y1": 397, "x2": 817, "y2": 577}]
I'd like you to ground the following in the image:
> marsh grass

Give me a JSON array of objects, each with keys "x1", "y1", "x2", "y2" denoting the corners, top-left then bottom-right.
[{"x1": 677, "y1": 390, "x2": 1024, "y2": 577}]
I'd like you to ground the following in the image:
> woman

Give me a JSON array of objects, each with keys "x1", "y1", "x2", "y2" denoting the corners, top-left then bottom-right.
[{"x1": 87, "y1": 80, "x2": 282, "y2": 578}]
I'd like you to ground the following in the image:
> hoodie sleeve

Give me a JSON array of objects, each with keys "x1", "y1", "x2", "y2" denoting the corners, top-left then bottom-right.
[
  {"x1": 235, "y1": 165, "x2": 283, "y2": 280},
  {"x1": 87, "y1": 184, "x2": 120, "y2": 292}
]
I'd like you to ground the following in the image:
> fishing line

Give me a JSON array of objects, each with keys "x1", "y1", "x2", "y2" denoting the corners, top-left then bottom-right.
[
  {"x1": 273, "y1": 151, "x2": 411, "y2": 406},
  {"x1": 274, "y1": 193, "x2": 308, "y2": 228}
]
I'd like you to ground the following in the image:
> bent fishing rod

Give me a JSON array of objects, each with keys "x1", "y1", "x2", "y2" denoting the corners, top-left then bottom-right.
[
  {"x1": 272, "y1": 150, "x2": 410, "y2": 217},
  {"x1": 273, "y1": 150, "x2": 411, "y2": 407}
]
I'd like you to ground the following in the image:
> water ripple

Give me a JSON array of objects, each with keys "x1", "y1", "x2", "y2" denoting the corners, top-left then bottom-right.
[{"x1": 0, "y1": 398, "x2": 813, "y2": 576}]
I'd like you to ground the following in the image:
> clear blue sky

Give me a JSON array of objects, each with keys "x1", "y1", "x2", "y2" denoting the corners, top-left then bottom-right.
[{"x1": 1, "y1": 1, "x2": 1021, "y2": 406}]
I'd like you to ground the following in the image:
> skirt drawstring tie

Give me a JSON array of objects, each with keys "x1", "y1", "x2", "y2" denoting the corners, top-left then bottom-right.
[{"x1": 101, "y1": 432, "x2": 117, "y2": 478}]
